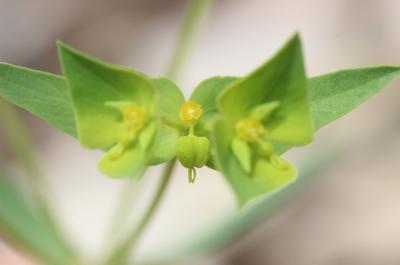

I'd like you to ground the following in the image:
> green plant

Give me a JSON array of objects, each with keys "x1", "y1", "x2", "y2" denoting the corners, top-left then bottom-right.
[{"x1": 0, "y1": 0, "x2": 399, "y2": 264}]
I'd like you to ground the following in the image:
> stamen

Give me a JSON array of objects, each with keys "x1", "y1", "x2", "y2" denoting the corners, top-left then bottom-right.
[
  {"x1": 122, "y1": 105, "x2": 147, "y2": 132},
  {"x1": 270, "y1": 154, "x2": 289, "y2": 170},
  {"x1": 179, "y1": 100, "x2": 203, "y2": 125},
  {"x1": 236, "y1": 118, "x2": 265, "y2": 142}
]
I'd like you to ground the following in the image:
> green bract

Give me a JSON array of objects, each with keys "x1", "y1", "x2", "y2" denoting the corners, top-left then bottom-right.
[
  {"x1": 149, "y1": 78, "x2": 185, "y2": 165},
  {"x1": 211, "y1": 34, "x2": 314, "y2": 205},
  {"x1": 58, "y1": 42, "x2": 159, "y2": 178},
  {"x1": 190, "y1": 77, "x2": 238, "y2": 128}
]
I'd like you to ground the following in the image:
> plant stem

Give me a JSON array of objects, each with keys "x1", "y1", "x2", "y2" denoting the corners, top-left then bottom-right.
[
  {"x1": 105, "y1": 159, "x2": 176, "y2": 265},
  {"x1": 0, "y1": 100, "x2": 43, "y2": 196},
  {"x1": 104, "y1": 172, "x2": 142, "y2": 245},
  {"x1": 166, "y1": 0, "x2": 213, "y2": 81},
  {"x1": 0, "y1": 100, "x2": 54, "y2": 219},
  {"x1": 0, "y1": 99, "x2": 77, "y2": 259},
  {"x1": 103, "y1": 0, "x2": 213, "y2": 264}
]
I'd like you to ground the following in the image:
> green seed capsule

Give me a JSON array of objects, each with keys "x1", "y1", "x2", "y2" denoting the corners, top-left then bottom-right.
[{"x1": 176, "y1": 135, "x2": 210, "y2": 169}]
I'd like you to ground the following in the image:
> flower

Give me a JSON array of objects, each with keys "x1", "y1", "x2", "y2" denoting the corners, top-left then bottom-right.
[
  {"x1": 58, "y1": 42, "x2": 157, "y2": 178},
  {"x1": 211, "y1": 34, "x2": 314, "y2": 205},
  {"x1": 176, "y1": 100, "x2": 210, "y2": 183}
]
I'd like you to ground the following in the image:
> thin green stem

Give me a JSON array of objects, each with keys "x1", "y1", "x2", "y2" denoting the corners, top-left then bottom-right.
[
  {"x1": 104, "y1": 171, "x2": 143, "y2": 246},
  {"x1": 0, "y1": 100, "x2": 42, "y2": 191},
  {"x1": 104, "y1": 159, "x2": 176, "y2": 265},
  {"x1": 0, "y1": 99, "x2": 77, "y2": 259},
  {"x1": 0, "y1": 100, "x2": 54, "y2": 219},
  {"x1": 166, "y1": 0, "x2": 213, "y2": 81},
  {"x1": 103, "y1": 0, "x2": 213, "y2": 264}
]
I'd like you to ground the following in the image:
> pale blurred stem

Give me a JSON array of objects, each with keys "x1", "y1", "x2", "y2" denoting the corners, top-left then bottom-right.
[
  {"x1": 105, "y1": 159, "x2": 176, "y2": 265},
  {"x1": 104, "y1": 171, "x2": 143, "y2": 244},
  {"x1": 104, "y1": 0, "x2": 212, "y2": 264},
  {"x1": 0, "y1": 100, "x2": 51, "y2": 211},
  {"x1": 166, "y1": 0, "x2": 213, "y2": 80},
  {"x1": 0, "y1": 100, "x2": 76, "y2": 256}
]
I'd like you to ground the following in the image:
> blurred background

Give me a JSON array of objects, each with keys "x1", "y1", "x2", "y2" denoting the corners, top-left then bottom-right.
[{"x1": 1, "y1": 0, "x2": 400, "y2": 264}]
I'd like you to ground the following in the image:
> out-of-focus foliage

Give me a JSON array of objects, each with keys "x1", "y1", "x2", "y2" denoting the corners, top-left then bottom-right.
[{"x1": 0, "y1": 171, "x2": 76, "y2": 265}]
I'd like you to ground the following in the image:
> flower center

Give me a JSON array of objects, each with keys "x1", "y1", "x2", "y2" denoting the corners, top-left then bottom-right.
[
  {"x1": 179, "y1": 100, "x2": 203, "y2": 125},
  {"x1": 177, "y1": 100, "x2": 209, "y2": 183},
  {"x1": 236, "y1": 118, "x2": 265, "y2": 142},
  {"x1": 122, "y1": 105, "x2": 147, "y2": 132}
]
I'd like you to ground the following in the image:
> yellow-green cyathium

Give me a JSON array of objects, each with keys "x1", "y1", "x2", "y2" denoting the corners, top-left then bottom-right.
[
  {"x1": 176, "y1": 101, "x2": 210, "y2": 183},
  {"x1": 157, "y1": 76, "x2": 239, "y2": 184},
  {"x1": 58, "y1": 42, "x2": 158, "y2": 178},
  {"x1": 211, "y1": 34, "x2": 315, "y2": 205}
]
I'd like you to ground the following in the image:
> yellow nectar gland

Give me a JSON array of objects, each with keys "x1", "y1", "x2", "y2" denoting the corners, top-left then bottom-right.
[
  {"x1": 122, "y1": 105, "x2": 147, "y2": 132},
  {"x1": 179, "y1": 101, "x2": 203, "y2": 125},
  {"x1": 236, "y1": 118, "x2": 265, "y2": 142},
  {"x1": 270, "y1": 154, "x2": 289, "y2": 170}
]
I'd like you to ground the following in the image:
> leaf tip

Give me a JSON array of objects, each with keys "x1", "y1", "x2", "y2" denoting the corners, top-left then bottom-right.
[{"x1": 56, "y1": 40, "x2": 72, "y2": 54}]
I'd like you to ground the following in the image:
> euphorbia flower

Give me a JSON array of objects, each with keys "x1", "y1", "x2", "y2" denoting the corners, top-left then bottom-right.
[
  {"x1": 211, "y1": 34, "x2": 314, "y2": 205},
  {"x1": 58, "y1": 42, "x2": 158, "y2": 178},
  {"x1": 176, "y1": 100, "x2": 210, "y2": 183}
]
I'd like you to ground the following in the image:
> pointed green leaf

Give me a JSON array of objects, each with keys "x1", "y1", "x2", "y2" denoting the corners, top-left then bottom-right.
[
  {"x1": 218, "y1": 34, "x2": 314, "y2": 145},
  {"x1": 0, "y1": 63, "x2": 76, "y2": 136},
  {"x1": 57, "y1": 41, "x2": 155, "y2": 149},
  {"x1": 310, "y1": 66, "x2": 400, "y2": 129},
  {"x1": 148, "y1": 77, "x2": 185, "y2": 165},
  {"x1": 275, "y1": 65, "x2": 400, "y2": 155},
  {"x1": 0, "y1": 172, "x2": 76, "y2": 265}
]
